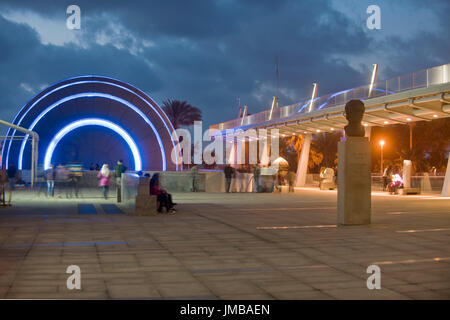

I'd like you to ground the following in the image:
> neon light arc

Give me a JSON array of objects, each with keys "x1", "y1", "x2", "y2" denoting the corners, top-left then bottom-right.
[
  {"x1": 3, "y1": 77, "x2": 181, "y2": 171},
  {"x1": 44, "y1": 118, "x2": 142, "y2": 171},
  {"x1": 17, "y1": 93, "x2": 166, "y2": 171}
]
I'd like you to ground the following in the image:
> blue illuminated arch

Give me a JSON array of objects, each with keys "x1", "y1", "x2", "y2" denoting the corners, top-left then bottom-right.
[
  {"x1": 44, "y1": 118, "x2": 142, "y2": 171},
  {"x1": 2, "y1": 76, "x2": 182, "y2": 171},
  {"x1": 16, "y1": 92, "x2": 166, "y2": 170}
]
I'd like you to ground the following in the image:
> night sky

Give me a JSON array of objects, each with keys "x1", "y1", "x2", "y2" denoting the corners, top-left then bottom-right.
[{"x1": 0, "y1": 0, "x2": 449, "y2": 133}]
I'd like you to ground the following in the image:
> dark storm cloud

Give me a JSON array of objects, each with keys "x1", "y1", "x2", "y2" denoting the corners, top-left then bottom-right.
[
  {"x1": 377, "y1": 0, "x2": 450, "y2": 77},
  {"x1": 0, "y1": 14, "x2": 162, "y2": 124},
  {"x1": 0, "y1": 0, "x2": 448, "y2": 130}
]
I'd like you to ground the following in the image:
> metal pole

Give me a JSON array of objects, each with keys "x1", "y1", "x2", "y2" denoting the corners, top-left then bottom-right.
[
  {"x1": 31, "y1": 136, "x2": 35, "y2": 188},
  {"x1": 409, "y1": 123, "x2": 413, "y2": 152},
  {"x1": 380, "y1": 145, "x2": 383, "y2": 175},
  {"x1": 34, "y1": 138, "x2": 38, "y2": 188}
]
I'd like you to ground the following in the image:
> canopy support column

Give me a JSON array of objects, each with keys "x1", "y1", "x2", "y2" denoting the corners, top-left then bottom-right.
[{"x1": 295, "y1": 133, "x2": 311, "y2": 187}]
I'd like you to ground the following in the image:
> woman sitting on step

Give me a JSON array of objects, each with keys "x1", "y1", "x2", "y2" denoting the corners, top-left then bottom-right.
[{"x1": 149, "y1": 173, "x2": 176, "y2": 214}]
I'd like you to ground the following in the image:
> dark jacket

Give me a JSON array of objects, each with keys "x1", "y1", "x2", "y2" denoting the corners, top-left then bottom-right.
[
  {"x1": 224, "y1": 165, "x2": 235, "y2": 179},
  {"x1": 114, "y1": 164, "x2": 127, "y2": 178},
  {"x1": 7, "y1": 165, "x2": 17, "y2": 179}
]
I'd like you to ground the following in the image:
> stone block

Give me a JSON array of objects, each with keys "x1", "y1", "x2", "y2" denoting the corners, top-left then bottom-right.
[
  {"x1": 135, "y1": 195, "x2": 157, "y2": 216},
  {"x1": 337, "y1": 137, "x2": 371, "y2": 225},
  {"x1": 320, "y1": 181, "x2": 336, "y2": 190},
  {"x1": 137, "y1": 177, "x2": 150, "y2": 196}
]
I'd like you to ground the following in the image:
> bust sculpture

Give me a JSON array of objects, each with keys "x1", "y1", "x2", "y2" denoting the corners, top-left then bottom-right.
[{"x1": 344, "y1": 99, "x2": 365, "y2": 137}]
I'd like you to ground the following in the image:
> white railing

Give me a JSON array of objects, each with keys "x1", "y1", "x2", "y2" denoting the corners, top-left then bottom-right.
[{"x1": 211, "y1": 63, "x2": 450, "y2": 131}]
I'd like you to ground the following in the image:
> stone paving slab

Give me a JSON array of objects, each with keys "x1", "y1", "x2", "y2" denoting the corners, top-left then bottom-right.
[{"x1": 0, "y1": 189, "x2": 449, "y2": 299}]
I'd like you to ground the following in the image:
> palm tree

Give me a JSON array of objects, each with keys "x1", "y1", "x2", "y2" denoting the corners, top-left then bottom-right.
[{"x1": 162, "y1": 99, "x2": 202, "y2": 129}]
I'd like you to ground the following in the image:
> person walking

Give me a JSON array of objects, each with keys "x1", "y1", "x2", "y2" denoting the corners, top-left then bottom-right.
[
  {"x1": 253, "y1": 164, "x2": 261, "y2": 192},
  {"x1": 149, "y1": 173, "x2": 176, "y2": 213},
  {"x1": 7, "y1": 163, "x2": 17, "y2": 191},
  {"x1": 382, "y1": 165, "x2": 392, "y2": 191},
  {"x1": 114, "y1": 160, "x2": 127, "y2": 184},
  {"x1": 45, "y1": 164, "x2": 56, "y2": 197},
  {"x1": 55, "y1": 164, "x2": 69, "y2": 198},
  {"x1": 114, "y1": 160, "x2": 127, "y2": 201},
  {"x1": 0, "y1": 169, "x2": 10, "y2": 206},
  {"x1": 224, "y1": 164, "x2": 235, "y2": 193},
  {"x1": 387, "y1": 167, "x2": 403, "y2": 194},
  {"x1": 98, "y1": 164, "x2": 111, "y2": 199},
  {"x1": 287, "y1": 171, "x2": 296, "y2": 192},
  {"x1": 191, "y1": 165, "x2": 199, "y2": 192}
]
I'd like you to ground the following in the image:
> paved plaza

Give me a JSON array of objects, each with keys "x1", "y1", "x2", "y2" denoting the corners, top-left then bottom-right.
[{"x1": 0, "y1": 189, "x2": 449, "y2": 299}]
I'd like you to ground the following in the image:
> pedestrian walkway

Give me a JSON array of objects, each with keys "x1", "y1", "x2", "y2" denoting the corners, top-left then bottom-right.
[
  {"x1": 78, "y1": 204, "x2": 97, "y2": 215},
  {"x1": 0, "y1": 190, "x2": 449, "y2": 299}
]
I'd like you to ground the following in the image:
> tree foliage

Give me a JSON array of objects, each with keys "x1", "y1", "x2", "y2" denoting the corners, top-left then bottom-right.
[
  {"x1": 278, "y1": 118, "x2": 449, "y2": 174},
  {"x1": 162, "y1": 99, "x2": 202, "y2": 129}
]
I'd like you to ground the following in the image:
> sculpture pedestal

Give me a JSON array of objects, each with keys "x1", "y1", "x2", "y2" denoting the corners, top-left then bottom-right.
[
  {"x1": 337, "y1": 137, "x2": 371, "y2": 225},
  {"x1": 135, "y1": 177, "x2": 157, "y2": 216},
  {"x1": 136, "y1": 195, "x2": 157, "y2": 216}
]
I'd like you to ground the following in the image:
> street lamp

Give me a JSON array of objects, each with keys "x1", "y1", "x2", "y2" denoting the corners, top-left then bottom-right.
[{"x1": 379, "y1": 140, "x2": 385, "y2": 174}]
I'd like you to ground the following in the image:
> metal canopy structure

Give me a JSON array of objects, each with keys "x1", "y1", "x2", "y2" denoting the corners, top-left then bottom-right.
[
  {"x1": 211, "y1": 63, "x2": 450, "y2": 136},
  {"x1": 266, "y1": 84, "x2": 449, "y2": 137},
  {"x1": 210, "y1": 63, "x2": 450, "y2": 196},
  {"x1": 0, "y1": 120, "x2": 39, "y2": 187}
]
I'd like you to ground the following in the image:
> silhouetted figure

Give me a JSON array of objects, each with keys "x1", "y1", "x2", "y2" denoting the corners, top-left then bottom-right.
[
  {"x1": 253, "y1": 165, "x2": 261, "y2": 192},
  {"x1": 45, "y1": 164, "x2": 56, "y2": 197},
  {"x1": 382, "y1": 165, "x2": 393, "y2": 191},
  {"x1": 56, "y1": 165, "x2": 69, "y2": 198},
  {"x1": 149, "y1": 173, "x2": 176, "y2": 213},
  {"x1": 287, "y1": 171, "x2": 296, "y2": 192},
  {"x1": 191, "y1": 165, "x2": 199, "y2": 192},
  {"x1": 0, "y1": 169, "x2": 11, "y2": 206},
  {"x1": 224, "y1": 164, "x2": 235, "y2": 193},
  {"x1": 7, "y1": 163, "x2": 17, "y2": 190}
]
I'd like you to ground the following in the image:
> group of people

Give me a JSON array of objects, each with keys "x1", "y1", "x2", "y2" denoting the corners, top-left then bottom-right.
[
  {"x1": 42, "y1": 160, "x2": 127, "y2": 199},
  {"x1": 223, "y1": 164, "x2": 297, "y2": 193},
  {"x1": 95, "y1": 160, "x2": 127, "y2": 199},
  {"x1": 382, "y1": 165, "x2": 404, "y2": 194},
  {"x1": 1, "y1": 159, "x2": 177, "y2": 214},
  {"x1": 0, "y1": 163, "x2": 23, "y2": 206},
  {"x1": 44, "y1": 163, "x2": 83, "y2": 198},
  {"x1": 90, "y1": 160, "x2": 177, "y2": 213}
]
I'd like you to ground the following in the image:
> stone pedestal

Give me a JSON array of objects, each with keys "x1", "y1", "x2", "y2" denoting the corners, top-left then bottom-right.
[
  {"x1": 442, "y1": 155, "x2": 450, "y2": 197},
  {"x1": 137, "y1": 177, "x2": 150, "y2": 195},
  {"x1": 421, "y1": 173, "x2": 432, "y2": 191},
  {"x1": 295, "y1": 134, "x2": 311, "y2": 187},
  {"x1": 136, "y1": 195, "x2": 157, "y2": 216},
  {"x1": 337, "y1": 137, "x2": 371, "y2": 225},
  {"x1": 135, "y1": 177, "x2": 157, "y2": 216},
  {"x1": 402, "y1": 160, "x2": 412, "y2": 188}
]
